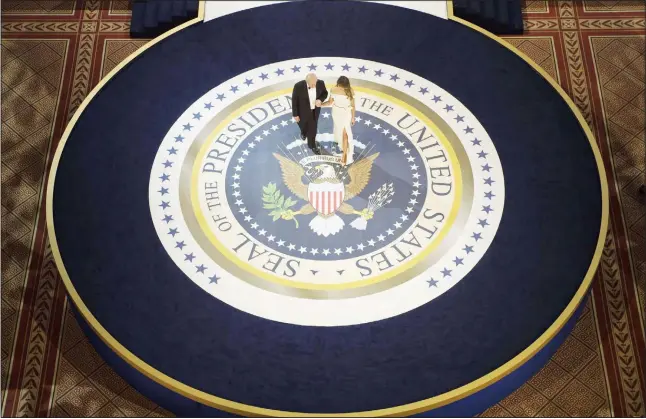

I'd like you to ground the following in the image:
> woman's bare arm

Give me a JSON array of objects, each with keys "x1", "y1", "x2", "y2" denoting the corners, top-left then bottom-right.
[{"x1": 321, "y1": 96, "x2": 334, "y2": 107}]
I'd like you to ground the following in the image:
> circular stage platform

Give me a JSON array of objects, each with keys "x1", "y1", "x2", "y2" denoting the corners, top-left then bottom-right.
[{"x1": 47, "y1": 1, "x2": 607, "y2": 416}]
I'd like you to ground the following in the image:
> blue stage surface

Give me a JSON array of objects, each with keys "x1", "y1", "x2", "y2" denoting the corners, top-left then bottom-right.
[{"x1": 47, "y1": 1, "x2": 607, "y2": 416}]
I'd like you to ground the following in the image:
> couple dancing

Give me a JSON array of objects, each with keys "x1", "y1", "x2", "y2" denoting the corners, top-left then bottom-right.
[{"x1": 292, "y1": 73, "x2": 356, "y2": 165}]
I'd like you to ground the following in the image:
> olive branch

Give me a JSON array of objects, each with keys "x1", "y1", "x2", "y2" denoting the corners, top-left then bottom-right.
[{"x1": 262, "y1": 182, "x2": 300, "y2": 227}]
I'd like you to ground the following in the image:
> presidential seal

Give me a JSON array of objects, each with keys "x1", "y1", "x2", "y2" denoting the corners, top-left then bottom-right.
[{"x1": 149, "y1": 58, "x2": 504, "y2": 326}]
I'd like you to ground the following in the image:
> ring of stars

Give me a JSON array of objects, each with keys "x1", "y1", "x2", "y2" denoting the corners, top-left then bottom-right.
[{"x1": 150, "y1": 58, "x2": 503, "y2": 293}]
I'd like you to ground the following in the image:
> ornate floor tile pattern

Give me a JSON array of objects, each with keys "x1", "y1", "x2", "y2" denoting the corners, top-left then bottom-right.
[
  {"x1": 100, "y1": 39, "x2": 147, "y2": 77},
  {"x1": 590, "y1": 34, "x2": 646, "y2": 380},
  {"x1": 107, "y1": 0, "x2": 129, "y2": 16},
  {"x1": 1, "y1": 1, "x2": 645, "y2": 417},
  {"x1": 583, "y1": 1, "x2": 646, "y2": 13},
  {"x1": 1, "y1": 38, "x2": 67, "y2": 400},
  {"x1": 522, "y1": 1, "x2": 550, "y2": 14},
  {"x1": 505, "y1": 36, "x2": 560, "y2": 81},
  {"x1": 1, "y1": 0, "x2": 77, "y2": 15}
]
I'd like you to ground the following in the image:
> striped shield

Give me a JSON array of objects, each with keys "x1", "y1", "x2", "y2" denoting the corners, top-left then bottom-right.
[{"x1": 307, "y1": 181, "x2": 345, "y2": 215}]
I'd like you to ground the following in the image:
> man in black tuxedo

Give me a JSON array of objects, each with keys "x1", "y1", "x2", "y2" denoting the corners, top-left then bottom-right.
[{"x1": 292, "y1": 73, "x2": 328, "y2": 153}]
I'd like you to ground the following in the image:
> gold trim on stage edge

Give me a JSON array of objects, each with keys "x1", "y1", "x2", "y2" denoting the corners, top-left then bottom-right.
[{"x1": 45, "y1": 1, "x2": 610, "y2": 417}]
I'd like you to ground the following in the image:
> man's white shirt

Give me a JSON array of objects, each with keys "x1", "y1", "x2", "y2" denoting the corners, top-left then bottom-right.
[{"x1": 308, "y1": 86, "x2": 316, "y2": 110}]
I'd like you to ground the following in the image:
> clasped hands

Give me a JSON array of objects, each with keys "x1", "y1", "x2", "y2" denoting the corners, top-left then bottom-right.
[
  {"x1": 315, "y1": 97, "x2": 333, "y2": 108},
  {"x1": 293, "y1": 99, "x2": 330, "y2": 123}
]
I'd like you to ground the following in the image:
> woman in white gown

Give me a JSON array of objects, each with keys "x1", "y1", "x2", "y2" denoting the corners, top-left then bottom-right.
[{"x1": 322, "y1": 76, "x2": 356, "y2": 165}]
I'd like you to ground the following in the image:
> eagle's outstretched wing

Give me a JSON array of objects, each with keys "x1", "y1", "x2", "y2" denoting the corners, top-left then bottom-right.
[
  {"x1": 273, "y1": 153, "x2": 308, "y2": 200},
  {"x1": 344, "y1": 152, "x2": 379, "y2": 200}
]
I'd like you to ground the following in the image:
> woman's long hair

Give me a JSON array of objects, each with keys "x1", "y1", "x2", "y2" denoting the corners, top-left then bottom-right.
[{"x1": 336, "y1": 76, "x2": 353, "y2": 101}]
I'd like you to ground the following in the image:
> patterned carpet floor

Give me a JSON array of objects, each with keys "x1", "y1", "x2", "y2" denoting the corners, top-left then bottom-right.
[{"x1": 1, "y1": 0, "x2": 644, "y2": 416}]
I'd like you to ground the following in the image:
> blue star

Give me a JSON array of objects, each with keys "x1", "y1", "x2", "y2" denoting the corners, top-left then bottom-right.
[
  {"x1": 374, "y1": 69, "x2": 383, "y2": 77},
  {"x1": 183, "y1": 123, "x2": 192, "y2": 131},
  {"x1": 308, "y1": 63, "x2": 317, "y2": 71},
  {"x1": 275, "y1": 68, "x2": 284, "y2": 76},
  {"x1": 168, "y1": 228, "x2": 178, "y2": 237},
  {"x1": 455, "y1": 115, "x2": 464, "y2": 123},
  {"x1": 484, "y1": 191, "x2": 495, "y2": 200},
  {"x1": 216, "y1": 93, "x2": 225, "y2": 101},
  {"x1": 162, "y1": 214, "x2": 173, "y2": 223},
  {"x1": 204, "y1": 102, "x2": 213, "y2": 110},
  {"x1": 174, "y1": 135, "x2": 184, "y2": 142},
  {"x1": 472, "y1": 232, "x2": 482, "y2": 241},
  {"x1": 463, "y1": 245, "x2": 474, "y2": 254},
  {"x1": 159, "y1": 173, "x2": 170, "y2": 182},
  {"x1": 477, "y1": 151, "x2": 488, "y2": 159},
  {"x1": 482, "y1": 163, "x2": 492, "y2": 172},
  {"x1": 453, "y1": 257, "x2": 464, "y2": 266},
  {"x1": 484, "y1": 177, "x2": 494, "y2": 186},
  {"x1": 167, "y1": 147, "x2": 177, "y2": 155},
  {"x1": 432, "y1": 95, "x2": 442, "y2": 103},
  {"x1": 193, "y1": 112, "x2": 202, "y2": 120},
  {"x1": 195, "y1": 264, "x2": 206, "y2": 274},
  {"x1": 390, "y1": 74, "x2": 400, "y2": 81},
  {"x1": 175, "y1": 241, "x2": 185, "y2": 250},
  {"x1": 230, "y1": 85, "x2": 239, "y2": 93},
  {"x1": 444, "y1": 104, "x2": 454, "y2": 112},
  {"x1": 162, "y1": 160, "x2": 173, "y2": 168},
  {"x1": 471, "y1": 138, "x2": 482, "y2": 146},
  {"x1": 358, "y1": 66, "x2": 368, "y2": 73},
  {"x1": 419, "y1": 87, "x2": 429, "y2": 95},
  {"x1": 478, "y1": 219, "x2": 489, "y2": 228},
  {"x1": 325, "y1": 63, "x2": 334, "y2": 70},
  {"x1": 259, "y1": 72, "x2": 268, "y2": 80},
  {"x1": 244, "y1": 78, "x2": 253, "y2": 86},
  {"x1": 341, "y1": 64, "x2": 351, "y2": 71},
  {"x1": 464, "y1": 126, "x2": 474, "y2": 134},
  {"x1": 159, "y1": 201, "x2": 170, "y2": 209},
  {"x1": 291, "y1": 65, "x2": 301, "y2": 73},
  {"x1": 209, "y1": 274, "x2": 220, "y2": 284},
  {"x1": 158, "y1": 187, "x2": 169, "y2": 195},
  {"x1": 441, "y1": 268, "x2": 452, "y2": 277},
  {"x1": 427, "y1": 278, "x2": 438, "y2": 287},
  {"x1": 482, "y1": 205, "x2": 493, "y2": 214},
  {"x1": 405, "y1": 80, "x2": 414, "y2": 87},
  {"x1": 184, "y1": 253, "x2": 195, "y2": 262}
]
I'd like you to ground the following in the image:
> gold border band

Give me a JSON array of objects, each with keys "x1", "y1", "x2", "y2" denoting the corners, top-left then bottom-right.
[{"x1": 45, "y1": 1, "x2": 609, "y2": 416}]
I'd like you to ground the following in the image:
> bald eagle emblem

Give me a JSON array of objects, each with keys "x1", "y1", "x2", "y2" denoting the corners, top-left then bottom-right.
[{"x1": 262, "y1": 153, "x2": 394, "y2": 237}]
